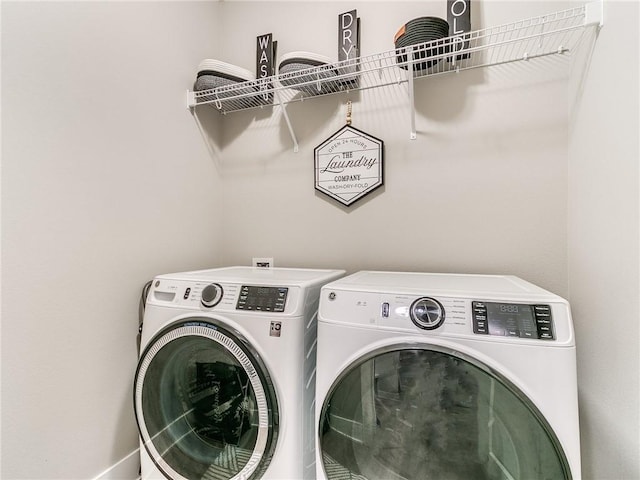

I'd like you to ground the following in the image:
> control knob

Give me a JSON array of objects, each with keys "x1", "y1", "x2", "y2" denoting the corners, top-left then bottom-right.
[
  {"x1": 410, "y1": 297, "x2": 445, "y2": 330},
  {"x1": 201, "y1": 283, "x2": 223, "y2": 308}
]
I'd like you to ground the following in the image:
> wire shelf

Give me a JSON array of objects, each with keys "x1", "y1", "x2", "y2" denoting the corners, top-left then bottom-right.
[{"x1": 188, "y1": 3, "x2": 601, "y2": 115}]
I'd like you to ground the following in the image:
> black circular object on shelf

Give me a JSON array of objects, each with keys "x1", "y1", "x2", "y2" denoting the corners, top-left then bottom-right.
[{"x1": 394, "y1": 16, "x2": 450, "y2": 71}]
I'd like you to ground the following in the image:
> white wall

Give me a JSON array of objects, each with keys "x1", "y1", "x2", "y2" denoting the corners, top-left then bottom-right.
[
  {"x1": 568, "y1": 2, "x2": 640, "y2": 479},
  {"x1": 1, "y1": 2, "x2": 222, "y2": 478},
  {"x1": 217, "y1": 0, "x2": 571, "y2": 295}
]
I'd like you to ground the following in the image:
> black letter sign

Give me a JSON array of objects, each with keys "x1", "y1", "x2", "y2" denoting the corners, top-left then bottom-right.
[
  {"x1": 338, "y1": 10, "x2": 360, "y2": 86},
  {"x1": 448, "y1": 0, "x2": 471, "y2": 61},
  {"x1": 256, "y1": 33, "x2": 275, "y2": 103}
]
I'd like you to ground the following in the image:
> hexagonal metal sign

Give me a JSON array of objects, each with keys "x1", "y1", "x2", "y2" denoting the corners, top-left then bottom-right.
[{"x1": 314, "y1": 125, "x2": 384, "y2": 207}]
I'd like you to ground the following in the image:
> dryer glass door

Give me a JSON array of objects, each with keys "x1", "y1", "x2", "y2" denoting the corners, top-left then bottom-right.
[
  {"x1": 135, "y1": 319, "x2": 278, "y2": 480},
  {"x1": 319, "y1": 346, "x2": 571, "y2": 480}
]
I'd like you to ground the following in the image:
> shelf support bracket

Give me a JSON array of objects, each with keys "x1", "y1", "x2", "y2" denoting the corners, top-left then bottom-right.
[
  {"x1": 585, "y1": 0, "x2": 604, "y2": 28},
  {"x1": 276, "y1": 90, "x2": 299, "y2": 153},
  {"x1": 186, "y1": 90, "x2": 196, "y2": 109},
  {"x1": 407, "y1": 48, "x2": 417, "y2": 140}
]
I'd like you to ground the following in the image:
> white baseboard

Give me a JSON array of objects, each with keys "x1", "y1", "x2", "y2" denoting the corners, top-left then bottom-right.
[{"x1": 92, "y1": 448, "x2": 140, "y2": 480}]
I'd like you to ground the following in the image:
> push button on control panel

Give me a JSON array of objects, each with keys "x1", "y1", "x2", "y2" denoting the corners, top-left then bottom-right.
[
  {"x1": 472, "y1": 302, "x2": 488, "y2": 334},
  {"x1": 534, "y1": 305, "x2": 554, "y2": 340}
]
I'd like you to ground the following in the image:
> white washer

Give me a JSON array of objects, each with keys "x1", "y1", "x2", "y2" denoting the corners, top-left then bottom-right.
[
  {"x1": 134, "y1": 266, "x2": 344, "y2": 480},
  {"x1": 315, "y1": 271, "x2": 581, "y2": 480}
]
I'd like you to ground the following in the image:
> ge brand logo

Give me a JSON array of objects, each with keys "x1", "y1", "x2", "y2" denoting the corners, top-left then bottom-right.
[{"x1": 270, "y1": 321, "x2": 282, "y2": 337}]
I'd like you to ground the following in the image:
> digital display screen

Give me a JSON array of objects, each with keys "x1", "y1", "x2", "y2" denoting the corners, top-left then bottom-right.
[
  {"x1": 236, "y1": 285, "x2": 288, "y2": 312},
  {"x1": 485, "y1": 302, "x2": 538, "y2": 338}
]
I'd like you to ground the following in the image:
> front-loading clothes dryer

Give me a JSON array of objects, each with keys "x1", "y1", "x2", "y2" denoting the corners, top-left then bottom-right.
[
  {"x1": 315, "y1": 271, "x2": 581, "y2": 480},
  {"x1": 134, "y1": 266, "x2": 344, "y2": 480}
]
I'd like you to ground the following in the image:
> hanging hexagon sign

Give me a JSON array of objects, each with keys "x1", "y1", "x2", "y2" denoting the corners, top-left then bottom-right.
[{"x1": 314, "y1": 125, "x2": 384, "y2": 207}]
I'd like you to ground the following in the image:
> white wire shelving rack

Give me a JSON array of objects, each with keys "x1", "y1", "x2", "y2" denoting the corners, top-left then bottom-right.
[{"x1": 187, "y1": 1, "x2": 603, "y2": 151}]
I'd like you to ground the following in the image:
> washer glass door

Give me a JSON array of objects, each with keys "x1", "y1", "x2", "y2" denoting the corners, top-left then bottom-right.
[
  {"x1": 135, "y1": 319, "x2": 278, "y2": 480},
  {"x1": 319, "y1": 346, "x2": 571, "y2": 480}
]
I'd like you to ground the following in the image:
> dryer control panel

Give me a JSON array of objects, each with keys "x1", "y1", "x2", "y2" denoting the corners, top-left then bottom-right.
[
  {"x1": 319, "y1": 272, "x2": 572, "y2": 345},
  {"x1": 472, "y1": 301, "x2": 554, "y2": 340}
]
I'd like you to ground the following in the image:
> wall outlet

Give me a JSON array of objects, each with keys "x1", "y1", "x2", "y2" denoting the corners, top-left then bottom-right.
[{"x1": 252, "y1": 257, "x2": 274, "y2": 269}]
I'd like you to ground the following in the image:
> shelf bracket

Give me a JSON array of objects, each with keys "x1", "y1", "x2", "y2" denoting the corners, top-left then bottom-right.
[
  {"x1": 186, "y1": 90, "x2": 196, "y2": 109},
  {"x1": 276, "y1": 90, "x2": 299, "y2": 153},
  {"x1": 585, "y1": 0, "x2": 604, "y2": 28},
  {"x1": 407, "y1": 47, "x2": 417, "y2": 140}
]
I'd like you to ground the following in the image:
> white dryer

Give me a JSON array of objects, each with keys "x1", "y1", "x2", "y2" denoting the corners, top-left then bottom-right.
[
  {"x1": 134, "y1": 266, "x2": 344, "y2": 480},
  {"x1": 315, "y1": 271, "x2": 580, "y2": 480}
]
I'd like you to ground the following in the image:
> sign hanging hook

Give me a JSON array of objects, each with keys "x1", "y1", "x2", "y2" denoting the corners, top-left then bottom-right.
[{"x1": 346, "y1": 100, "x2": 353, "y2": 126}]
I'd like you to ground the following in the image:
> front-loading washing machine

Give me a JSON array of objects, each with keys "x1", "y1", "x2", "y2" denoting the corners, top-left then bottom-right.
[
  {"x1": 315, "y1": 271, "x2": 581, "y2": 480},
  {"x1": 134, "y1": 266, "x2": 344, "y2": 480}
]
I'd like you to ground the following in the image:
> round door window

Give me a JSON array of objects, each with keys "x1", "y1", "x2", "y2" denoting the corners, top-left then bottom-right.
[
  {"x1": 319, "y1": 346, "x2": 571, "y2": 480},
  {"x1": 134, "y1": 320, "x2": 278, "y2": 480}
]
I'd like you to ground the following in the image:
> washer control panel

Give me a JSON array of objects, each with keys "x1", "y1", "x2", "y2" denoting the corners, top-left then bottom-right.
[
  {"x1": 472, "y1": 301, "x2": 554, "y2": 340},
  {"x1": 236, "y1": 285, "x2": 288, "y2": 312},
  {"x1": 149, "y1": 279, "x2": 297, "y2": 314}
]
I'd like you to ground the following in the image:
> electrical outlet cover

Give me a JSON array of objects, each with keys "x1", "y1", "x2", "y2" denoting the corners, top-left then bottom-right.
[{"x1": 252, "y1": 257, "x2": 274, "y2": 268}]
